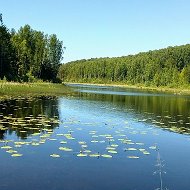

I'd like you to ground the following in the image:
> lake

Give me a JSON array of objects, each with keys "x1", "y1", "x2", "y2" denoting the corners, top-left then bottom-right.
[{"x1": 0, "y1": 84, "x2": 190, "y2": 190}]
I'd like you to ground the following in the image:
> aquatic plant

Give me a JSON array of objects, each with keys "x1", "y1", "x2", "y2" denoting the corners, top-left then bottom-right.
[
  {"x1": 50, "y1": 154, "x2": 60, "y2": 158},
  {"x1": 154, "y1": 148, "x2": 168, "y2": 190}
]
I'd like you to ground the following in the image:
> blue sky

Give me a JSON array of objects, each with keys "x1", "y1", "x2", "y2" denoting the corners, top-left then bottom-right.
[{"x1": 1, "y1": 0, "x2": 190, "y2": 63}]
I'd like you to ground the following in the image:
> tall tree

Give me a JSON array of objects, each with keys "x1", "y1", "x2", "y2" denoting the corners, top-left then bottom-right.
[
  {"x1": 11, "y1": 25, "x2": 35, "y2": 81},
  {"x1": 41, "y1": 34, "x2": 63, "y2": 82},
  {"x1": 0, "y1": 14, "x2": 17, "y2": 80}
]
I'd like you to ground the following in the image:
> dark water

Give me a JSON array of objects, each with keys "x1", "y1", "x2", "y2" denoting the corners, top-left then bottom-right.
[{"x1": 0, "y1": 85, "x2": 190, "y2": 190}]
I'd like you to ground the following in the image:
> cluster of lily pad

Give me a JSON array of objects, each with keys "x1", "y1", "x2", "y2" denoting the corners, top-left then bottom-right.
[
  {"x1": 47, "y1": 123, "x2": 159, "y2": 159},
  {"x1": 137, "y1": 113, "x2": 190, "y2": 135},
  {"x1": 0, "y1": 114, "x2": 158, "y2": 160},
  {"x1": 1, "y1": 96, "x2": 189, "y2": 161}
]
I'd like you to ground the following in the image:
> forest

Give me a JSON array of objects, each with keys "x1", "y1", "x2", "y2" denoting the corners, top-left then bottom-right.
[
  {"x1": 59, "y1": 44, "x2": 190, "y2": 88},
  {"x1": 0, "y1": 14, "x2": 64, "y2": 82},
  {"x1": 1, "y1": 12, "x2": 190, "y2": 88}
]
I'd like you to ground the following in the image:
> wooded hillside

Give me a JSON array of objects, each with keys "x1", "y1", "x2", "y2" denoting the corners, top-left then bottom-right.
[{"x1": 59, "y1": 44, "x2": 190, "y2": 87}]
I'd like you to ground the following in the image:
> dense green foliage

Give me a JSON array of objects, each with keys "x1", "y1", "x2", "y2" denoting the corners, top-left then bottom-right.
[
  {"x1": 59, "y1": 45, "x2": 190, "y2": 87},
  {"x1": 0, "y1": 14, "x2": 64, "y2": 82}
]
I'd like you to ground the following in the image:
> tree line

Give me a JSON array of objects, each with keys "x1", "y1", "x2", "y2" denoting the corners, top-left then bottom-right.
[
  {"x1": 0, "y1": 14, "x2": 64, "y2": 82},
  {"x1": 59, "y1": 44, "x2": 190, "y2": 87}
]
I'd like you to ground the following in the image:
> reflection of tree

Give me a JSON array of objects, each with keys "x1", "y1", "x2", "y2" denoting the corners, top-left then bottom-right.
[
  {"x1": 0, "y1": 130, "x2": 5, "y2": 139},
  {"x1": 0, "y1": 96, "x2": 59, "y2": 140},
  {"x1": 77, "y1": 91, "x2": 190, "y2": 134}
]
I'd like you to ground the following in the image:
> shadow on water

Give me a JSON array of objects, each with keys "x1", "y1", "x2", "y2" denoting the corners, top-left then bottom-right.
[{"x1": 0, "y1": 96, "x2": 59, "y2": 140}]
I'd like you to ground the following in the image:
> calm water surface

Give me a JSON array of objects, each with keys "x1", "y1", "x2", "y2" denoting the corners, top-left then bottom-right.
[{"x1": 0, "y1": 84, "x2": 190, "y2": 190}]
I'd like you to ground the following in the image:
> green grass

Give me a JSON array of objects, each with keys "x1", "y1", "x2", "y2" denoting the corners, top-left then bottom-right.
[{"x1": 0, "y1": 81, "x2": 73, "y2": 98}]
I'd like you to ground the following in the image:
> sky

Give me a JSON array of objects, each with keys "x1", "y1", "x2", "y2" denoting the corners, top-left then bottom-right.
[{"x1": 1, "y1": 0, "x2": 190, "y2": 63}]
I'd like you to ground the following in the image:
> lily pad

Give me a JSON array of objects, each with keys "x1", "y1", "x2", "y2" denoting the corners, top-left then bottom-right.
[
  {"x1": 50, "y1": 154, "x2": 60, "y2": 158},
  {"x1": 142, "y1": 151, "x2": 150, "y2": 155},
  {"x1": 31, "y1": 142, "x2": 40, "y2": 146},
  {"x1": 149, "y1": 146, "x2": 157, "y2": 150},
  {"x1": 106, "y1": 147, "x2": 116, "y2": 150},
  {"x1": 11, "y1": 153, "x2": 23, "y2": 157},
  {"x1": 83, "y1": 150, "x2": 91, "y2": 153},
  {"x1": 77, "y1": 153, "x2": 87, "y2": 157},
  {"x1": 1, "y1": 146, "x2": 12, "y2": 149},
  {"x1": 78, "y1": 141, "x2": 86, "y2": 145},
  {"x1": 127, "y1": 156, "x2": 139, "y2": 159},
  {"x1": 101, "y1": 154, "x2": 112, "y2": 158},
  {"x1": 59, "y1": 147, "x2": 73, "y2": 151},
  {"x1": 81, "y1": 144, "x2": 88, "y2": 148},
  {"x1": 6, "y1": 149, "x2": 17, "y2": 154},
  {"x1": 126, "y1": 148, "x2": 137, "y2": 151},
  {"x1": 60, "y1": 141, "x2": 67, "y2": 144},
  {"x1": 108, "y1": 150, "x2": 117, "y2": 154},
  {"x1": 111, "y1": 144, "x2": 118, "y2": 147}
]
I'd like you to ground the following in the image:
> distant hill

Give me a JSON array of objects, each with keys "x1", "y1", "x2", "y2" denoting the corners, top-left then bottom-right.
[{"x1": 59, "y1": 44, "x2": 190, "y2": 87}]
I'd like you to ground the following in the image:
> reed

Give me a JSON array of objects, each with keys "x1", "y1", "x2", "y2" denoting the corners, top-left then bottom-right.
[
  {"x1": 0, "y1": 81, "x2": 72, "y2": 97},
  {"x1": 154, "y1": 148, "x2": 169, "y2": 190}
]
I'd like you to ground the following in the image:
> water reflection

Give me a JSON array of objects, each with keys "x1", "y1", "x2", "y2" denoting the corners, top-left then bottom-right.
[
  {"x1": 0, "y1": 96, "x2": 59, "y2": 140},
  {"x1": 1, "y1": 87, "x2": 190, "y2": 140},
  {"x1": 75, "y1": 90, "x2": 190, "y2": 135},
  {"x1": 0, "y1": 89, "x2": 190, "y2": 190}
]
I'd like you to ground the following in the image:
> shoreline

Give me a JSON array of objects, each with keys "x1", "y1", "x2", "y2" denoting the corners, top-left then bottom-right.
[
  {"x1": 64, "y1": 82, "x2": 190, "y2": 95},
  {"x1": 0, "y1": 82, "x2": 72, "y2": 99},
  {"x1": 1, "y1": 81, "x2": 190, "y2": 97}
]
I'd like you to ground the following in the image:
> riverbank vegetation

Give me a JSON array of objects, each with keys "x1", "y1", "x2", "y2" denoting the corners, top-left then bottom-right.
[
  {"x1": 59, "y1": 44, "x2": 190, "y2": 89},
  {"x1": 1, "y1": 12, "x2": 190, "y2": 92},
  {"x1": 0, "y1": 14, "x2": 64, "y2": 83},
  {"x1": 0, "y1": 81, "x2": 72, "y2": 97}
]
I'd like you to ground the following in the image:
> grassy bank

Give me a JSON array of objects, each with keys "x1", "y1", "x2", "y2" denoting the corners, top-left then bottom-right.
[
  {"x1": 0, "y1": 81, "x2": 73, "y2": 98},
  {"x1": 64, "y1": 81, "x2": 190, "y2": 95},
  {"x1": 1, "y1": 81, "x2": 190, "y2": 98}
]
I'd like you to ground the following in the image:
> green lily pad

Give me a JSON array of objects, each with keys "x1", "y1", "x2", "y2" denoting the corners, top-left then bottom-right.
[
  {"x1": 50, "y1": 154, "x2": 60, "y2": 158},
  {"x1": 59, "y1": 147, "x2": 73, "y2": 151},
  {"x1": 1, "y1": 146, "x2": 12, "y2": 149},
  {"x1": 111, "y1": 144, "x2": 118, "y2": 147},
  {"x1": 106, "y1": 147, "x2": 116, "y2": 150},
  {"x1": 56, "y1": 134, "x2": 64, "y2": 136},
  {"x1": 60, "y1": 141, "x2": 67, "y2": 144},
  {"x1": 142, "y1": 151, "x2": 150, "y2": 155},
  {"x1": 81, "y1": 144, "x2": 88, "y2": 148},
  {"x1": 101, "y1": 154, "x2": 112, "y2": 158},
  {"x1": 31, "y1": 142, "x2": 40, "y2": 146},
  {"x1": 149, "y1": 146, "x2": 157, "y2": 150},
  {"x1": 83, "y1": 150, "x2": 91, "y2": 153},
  {"x1": 14, "y1": 145, "x2": 22, "y2": 148},
  {"x1": 127, "y1": 156, "x2": 139, "y2": 159},
  {"x1": 6, "y1": 149, "x2": 17, "y2": 154},
  {"x1": 11, "y1": 153, "x2": 23, "y2": 157},
  {"x1": 77, "y1": 153, "x2": 88, "y2": 157},
  {"x1": 125, "y1": 148, "x2": 137, "y2": 151},
  {"x1": 108, "y1": 150, "x2": 117, "y2": 154},
  {"x1": 136, "y1": 142, "x2": 144, "y2": 145},
  {"x1": 92, "y1": 135, "x2": 99, "y2": 138},
  {"x1": 78, "y1": 141, "x2": 86, "y2": 145}
]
